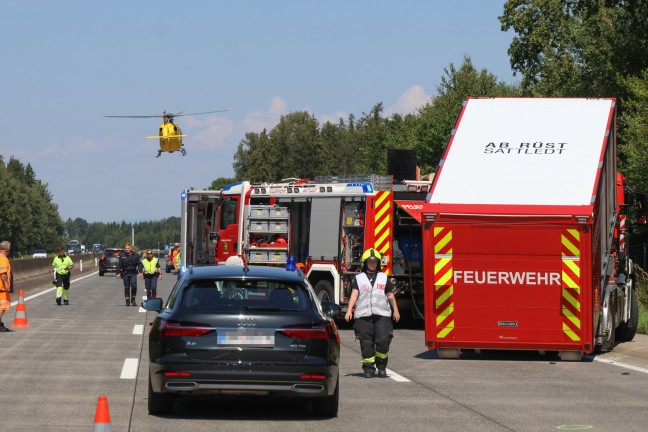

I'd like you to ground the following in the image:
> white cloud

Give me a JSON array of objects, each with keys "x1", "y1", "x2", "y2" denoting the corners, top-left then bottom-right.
[
  {"x1": 182, "y1": 97, "x2": 289, "y2": 152},
  {"x1": 385, "y1": 84, "x2": 432, "y2": 116}
]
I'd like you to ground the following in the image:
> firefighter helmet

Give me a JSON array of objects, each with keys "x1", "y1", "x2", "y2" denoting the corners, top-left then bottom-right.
[{"x1": 361, "y1": 248, "x2": 382, "y2": 264}]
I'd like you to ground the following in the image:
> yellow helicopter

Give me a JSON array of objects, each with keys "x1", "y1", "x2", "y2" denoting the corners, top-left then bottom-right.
[{"x1": 104, "y1": 109, "x2": 228, "y2": 157}]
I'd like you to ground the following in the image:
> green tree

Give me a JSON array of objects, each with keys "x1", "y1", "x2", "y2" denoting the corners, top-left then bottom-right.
[
  {"x1": 619, "y1": 69, "x2": 648, "y2": 193},
  {"x1": 209, "y1": 177, "x2": 237, "y2": 190},
  {"x1": 416, "y1": 56, "x2": 517, "y2": 173},
  {"x1": 500, "y1": 0, "x2": 648, "y2": 97}
]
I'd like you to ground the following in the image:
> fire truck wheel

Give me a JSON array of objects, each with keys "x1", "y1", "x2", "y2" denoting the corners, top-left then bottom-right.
[
  {"x1": 616, "y1": 285, "x2": 638, "y2": 342},
  {"x1": 314, "y1": 280, "x2": 334, "y2": 303},
  {"x1": 599, "y1": 297, "x2": 617, "y2": 353}
]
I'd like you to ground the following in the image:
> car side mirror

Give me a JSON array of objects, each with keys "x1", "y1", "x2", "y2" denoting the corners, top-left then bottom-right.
[
  {"x1": 320, "y1": 301, "x2": 340, "y2": 318},
  {"x1": 142, "y1": 298, "x2": 163, "y2": 312}
]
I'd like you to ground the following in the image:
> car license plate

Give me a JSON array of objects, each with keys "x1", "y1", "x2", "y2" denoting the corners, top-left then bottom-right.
[{"x1": 217, "y1": 330, "x2": 275, "y2": 347}]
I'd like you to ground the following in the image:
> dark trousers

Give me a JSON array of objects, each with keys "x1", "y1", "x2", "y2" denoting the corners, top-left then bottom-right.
[
  {"x1": 121, "y1": 273, "x2": 137, "y2": 299},
  {"x1": 55, "y1": 272, "x2": 71, "y2": 290},
  {"x1": 354, "y1": 315, "x2": 394, "y2": 371},
  {"x1": 144, "y1": 275, "x2": 158, "y2": 299}
]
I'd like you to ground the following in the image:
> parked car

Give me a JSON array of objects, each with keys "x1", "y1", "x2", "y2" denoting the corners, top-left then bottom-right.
[
  {"x1": 142, "y1": 264, "x2": 341, "y2": 416},
  {"x1": 98, "y1": 248, "x2": 123, "y2": 276},
  {"x1": 32, "y1": 249, "x2": 47, "y2": 259}
]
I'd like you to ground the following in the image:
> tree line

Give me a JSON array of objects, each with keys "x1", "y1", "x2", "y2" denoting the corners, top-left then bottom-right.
[{"x1": 64, "y1": 217, "x2": 180, "y2": 252}]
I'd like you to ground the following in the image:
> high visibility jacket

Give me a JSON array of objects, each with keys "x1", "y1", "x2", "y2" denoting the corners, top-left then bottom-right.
[
  {"x1": 175, "y1": 252, "x2": 182, "y2": 268},
  {"x1": 353, "y1": 272, "x2": 391, "y2": 318},
  {"x1": 52, "y1": 255, "x2": 74, "y2": 275},
  {"x1": 0, "y1": 255, "x2": 11, "y2": 292},
  {"x1": 142, "y1": 257, "x2": 159, "y2": 275}
]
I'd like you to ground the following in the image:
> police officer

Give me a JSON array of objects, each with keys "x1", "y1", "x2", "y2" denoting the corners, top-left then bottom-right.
[
  {"x1": 116, "y1": 244, "x2": 143, "y2": 306},
  {"x1": 52, "y1": 247, "x2": 74, "y2": 305},
  {"x1": 140, "y1": 249, "x2": 162, "y2": 300},
  {"x1": 345, "y1": 248, "x2": 400, "y2": 378}
]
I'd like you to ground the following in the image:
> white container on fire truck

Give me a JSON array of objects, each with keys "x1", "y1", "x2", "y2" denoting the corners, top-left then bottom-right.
[
  {"x1": 180, "y1": 170, "x2": 432, "y2": 316},
  {"x1": 418, "y1": 97, "x2": 647, "y2": 360}
]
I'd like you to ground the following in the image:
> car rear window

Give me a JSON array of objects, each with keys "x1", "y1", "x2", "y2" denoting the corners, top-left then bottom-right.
[
  {"x1": 180, "y1": 279, "x2": 311, "y2": 312},
  {"x1": 104, "y1": 250, "x2": 120, "y2": 258}
]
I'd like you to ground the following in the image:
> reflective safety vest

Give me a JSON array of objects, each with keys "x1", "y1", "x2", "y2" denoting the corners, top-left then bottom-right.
[
  {"x1": 175, "y1": 252, "x2": 182, "y2": 268},
  {"x1": 52, "y1": 255, "x2": 74, "y2": 275},
  {"x1": 142, "y1": 257, "x2": 159, "y2": 275},
  {"x1": 353, "y1": 272, "x2": 391, "y2": 318}
]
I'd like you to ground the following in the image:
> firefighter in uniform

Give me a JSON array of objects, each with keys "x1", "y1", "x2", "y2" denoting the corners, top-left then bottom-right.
[
  {"x1": 345, "y1": 248, "x2": 400, "y2": 378},
  {"x1": 140, "y1": 249, "x2": 162, "y2": 300},
  {"x1": 52, "y1": 247, "x2": 74, "y2": 305}
]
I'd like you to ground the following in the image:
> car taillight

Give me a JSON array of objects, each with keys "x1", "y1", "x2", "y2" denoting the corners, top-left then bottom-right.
[
  {"x1": 159, "y1": 321, "x2": 213, "y2": 337},
  {"x1": 279, "y1": 325, "x2": 329, "y2": 339},
  {"x1": 300, "y1": 374, "x2": 326, "y2": 380},
  {"x1": 163, "y1": 371, "x2": 192, "y2": 377}
]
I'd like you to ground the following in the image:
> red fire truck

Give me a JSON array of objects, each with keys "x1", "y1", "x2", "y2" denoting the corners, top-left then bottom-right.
[
  {"x1": 418, "y1": 97, "x2": 647, "y2": 360},
  {"x1": 179, "y1": 174, "x2": 431, "y2": 316}
]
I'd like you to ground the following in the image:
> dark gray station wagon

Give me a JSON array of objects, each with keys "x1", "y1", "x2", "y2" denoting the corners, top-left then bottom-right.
[{"x1": 143, "y1": 264, "x2": 341, "y2": 416}]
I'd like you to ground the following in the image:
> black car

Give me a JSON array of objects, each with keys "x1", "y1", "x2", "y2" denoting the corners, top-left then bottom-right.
[
  {"x1": 143, "y1": 264, "x2": 340, "y2": 416},
  {"x1": 98, "y1": 248, "x2": 123, "y2": 276}
]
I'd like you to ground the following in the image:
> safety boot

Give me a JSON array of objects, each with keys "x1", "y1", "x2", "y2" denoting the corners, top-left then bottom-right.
[
  {"x1": 63, "y1": 299, "x2": 69, "y2": 305},
  {"x1": 56, "y1": 297, "x2": 61, "y2": 306},
  {"x1": 131, "y1": 297, "x2": 137, "y2": 306},
  {"x1": 125, "y1": 297, "x2": 131, "y2": 306},
  {"x1": 363, "y1": 368, "x2": 375, "y2": 378},
  {"x1": 377, "y1": 369, "x2": 388, "y2": 378}
]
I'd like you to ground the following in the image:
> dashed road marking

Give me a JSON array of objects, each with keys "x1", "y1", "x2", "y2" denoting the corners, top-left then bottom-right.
[
  {"x1": 386, "y1": 368, "x2": 410, "y2": 382},
  {"x1": 133, "y1": 324, "x2": 144, "y2": 335},
  {"x1": 120, "y1": 358, "x2": 139, "y2": 379}
]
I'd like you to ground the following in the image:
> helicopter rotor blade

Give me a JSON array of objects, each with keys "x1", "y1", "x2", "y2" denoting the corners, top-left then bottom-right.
[
  {"x1": 104, "y1": 115, "x2": 164, "y2": 118},
  {"x1": 172, "y1": 109, "x2": 230, "y2": 117}
]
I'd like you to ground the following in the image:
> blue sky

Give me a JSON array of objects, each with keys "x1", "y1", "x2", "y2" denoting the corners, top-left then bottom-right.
[{"x1": 1, "y1": 0, "x2": 515, "y2": 223}]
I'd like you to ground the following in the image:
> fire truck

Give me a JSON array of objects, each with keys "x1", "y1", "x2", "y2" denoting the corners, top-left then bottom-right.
[
  {"x1": 418, "y1": 97, "x2": 647, "y2": 360},
  {"x1": 179, "y1": 174, "x2": 432, "y2": 316}
]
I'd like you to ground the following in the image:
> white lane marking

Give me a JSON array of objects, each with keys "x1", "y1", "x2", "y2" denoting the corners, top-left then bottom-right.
[
  {"x1": 139, "y1": 307, "x2": 146, "y2": 313},
  {"x1": 14, "y1": 272, "x2": 99, "y2": 306},
  {"x1": 133, "y1": 324, "x2": 144, "y2": 335},
  {"x1": 142, "y1": 295, "x2": 147, "y2": 301},
  {"x1": 593, "y1": 356, "x2": 648, "y2": 374},
  {"x1": 120, "y1": 358, "x2": 139, "y2": 379},
  {"x1": 386, "y1": 368, "x2": 410, "y2": 382}
]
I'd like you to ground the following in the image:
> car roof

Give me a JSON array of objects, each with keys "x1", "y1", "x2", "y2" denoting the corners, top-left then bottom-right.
[{"x1": 184, "y1": 265, "x2": 306, "y2": 282}]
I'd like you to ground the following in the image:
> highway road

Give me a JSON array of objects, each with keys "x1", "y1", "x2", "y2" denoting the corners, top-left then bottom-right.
[{"x1": 0, "y1": 270, "x2": 647, "y2": 432}]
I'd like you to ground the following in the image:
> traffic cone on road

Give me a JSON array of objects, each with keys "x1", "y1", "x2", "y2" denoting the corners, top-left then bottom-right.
[
  {"x1": 93, "y1": 396, "x2": 111, "y2": 432},
  {"x1": 12, "y1": 289, "x2": 29, "y2": 328}
]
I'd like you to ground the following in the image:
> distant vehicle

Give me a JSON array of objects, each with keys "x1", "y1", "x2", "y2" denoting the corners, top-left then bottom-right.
[
  {"x1": 92, "y1": 243, "x2": 102, "y2": 253},
  {"x1": 142, "y1": 264, "x2": 341, "y2": 416},
  {"x1": 67, "y1": 240, "x2": 81, "y2": 255},
  {"x1": 99, "y1": 248, "x2": 123, "y2": 276},
  {"x1": 32, "y1": 249, "x2": 47, "y2": 259}
]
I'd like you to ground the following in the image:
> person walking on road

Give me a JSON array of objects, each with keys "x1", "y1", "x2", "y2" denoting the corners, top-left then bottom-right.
[
  {"x1": 51, "y1": 247, "x2": 74, "y2": 305},
  {"x1": 0, "y1": 241, "x2": 13, "y2": 332},
  {"x1": 345, "y1": 248, "x2": 400, "y2": 378},
  {"x1": 116, "y1": 244, "x2": 143, "y2": 306},
  {"x1": 140, "y1": 249, "x2": 162, "y2": 300}
]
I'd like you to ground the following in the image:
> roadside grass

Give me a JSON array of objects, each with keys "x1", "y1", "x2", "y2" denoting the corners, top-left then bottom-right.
[{"x1": 636, "y1": 264, "x2": 648, "y2": 334}]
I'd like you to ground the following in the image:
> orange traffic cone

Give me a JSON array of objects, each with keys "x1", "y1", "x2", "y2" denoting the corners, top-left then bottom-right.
[
  {"x1": 12, "y1": 289, "x2": 29, "y2": 328},
  {"x1": 93, "y1": 396, "x2": 111, "y2": 432}
]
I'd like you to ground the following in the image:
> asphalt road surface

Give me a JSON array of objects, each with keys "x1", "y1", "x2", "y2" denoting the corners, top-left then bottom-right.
[{"x1": 0, "y1": 268, "x2": 647, "y2": 432}]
